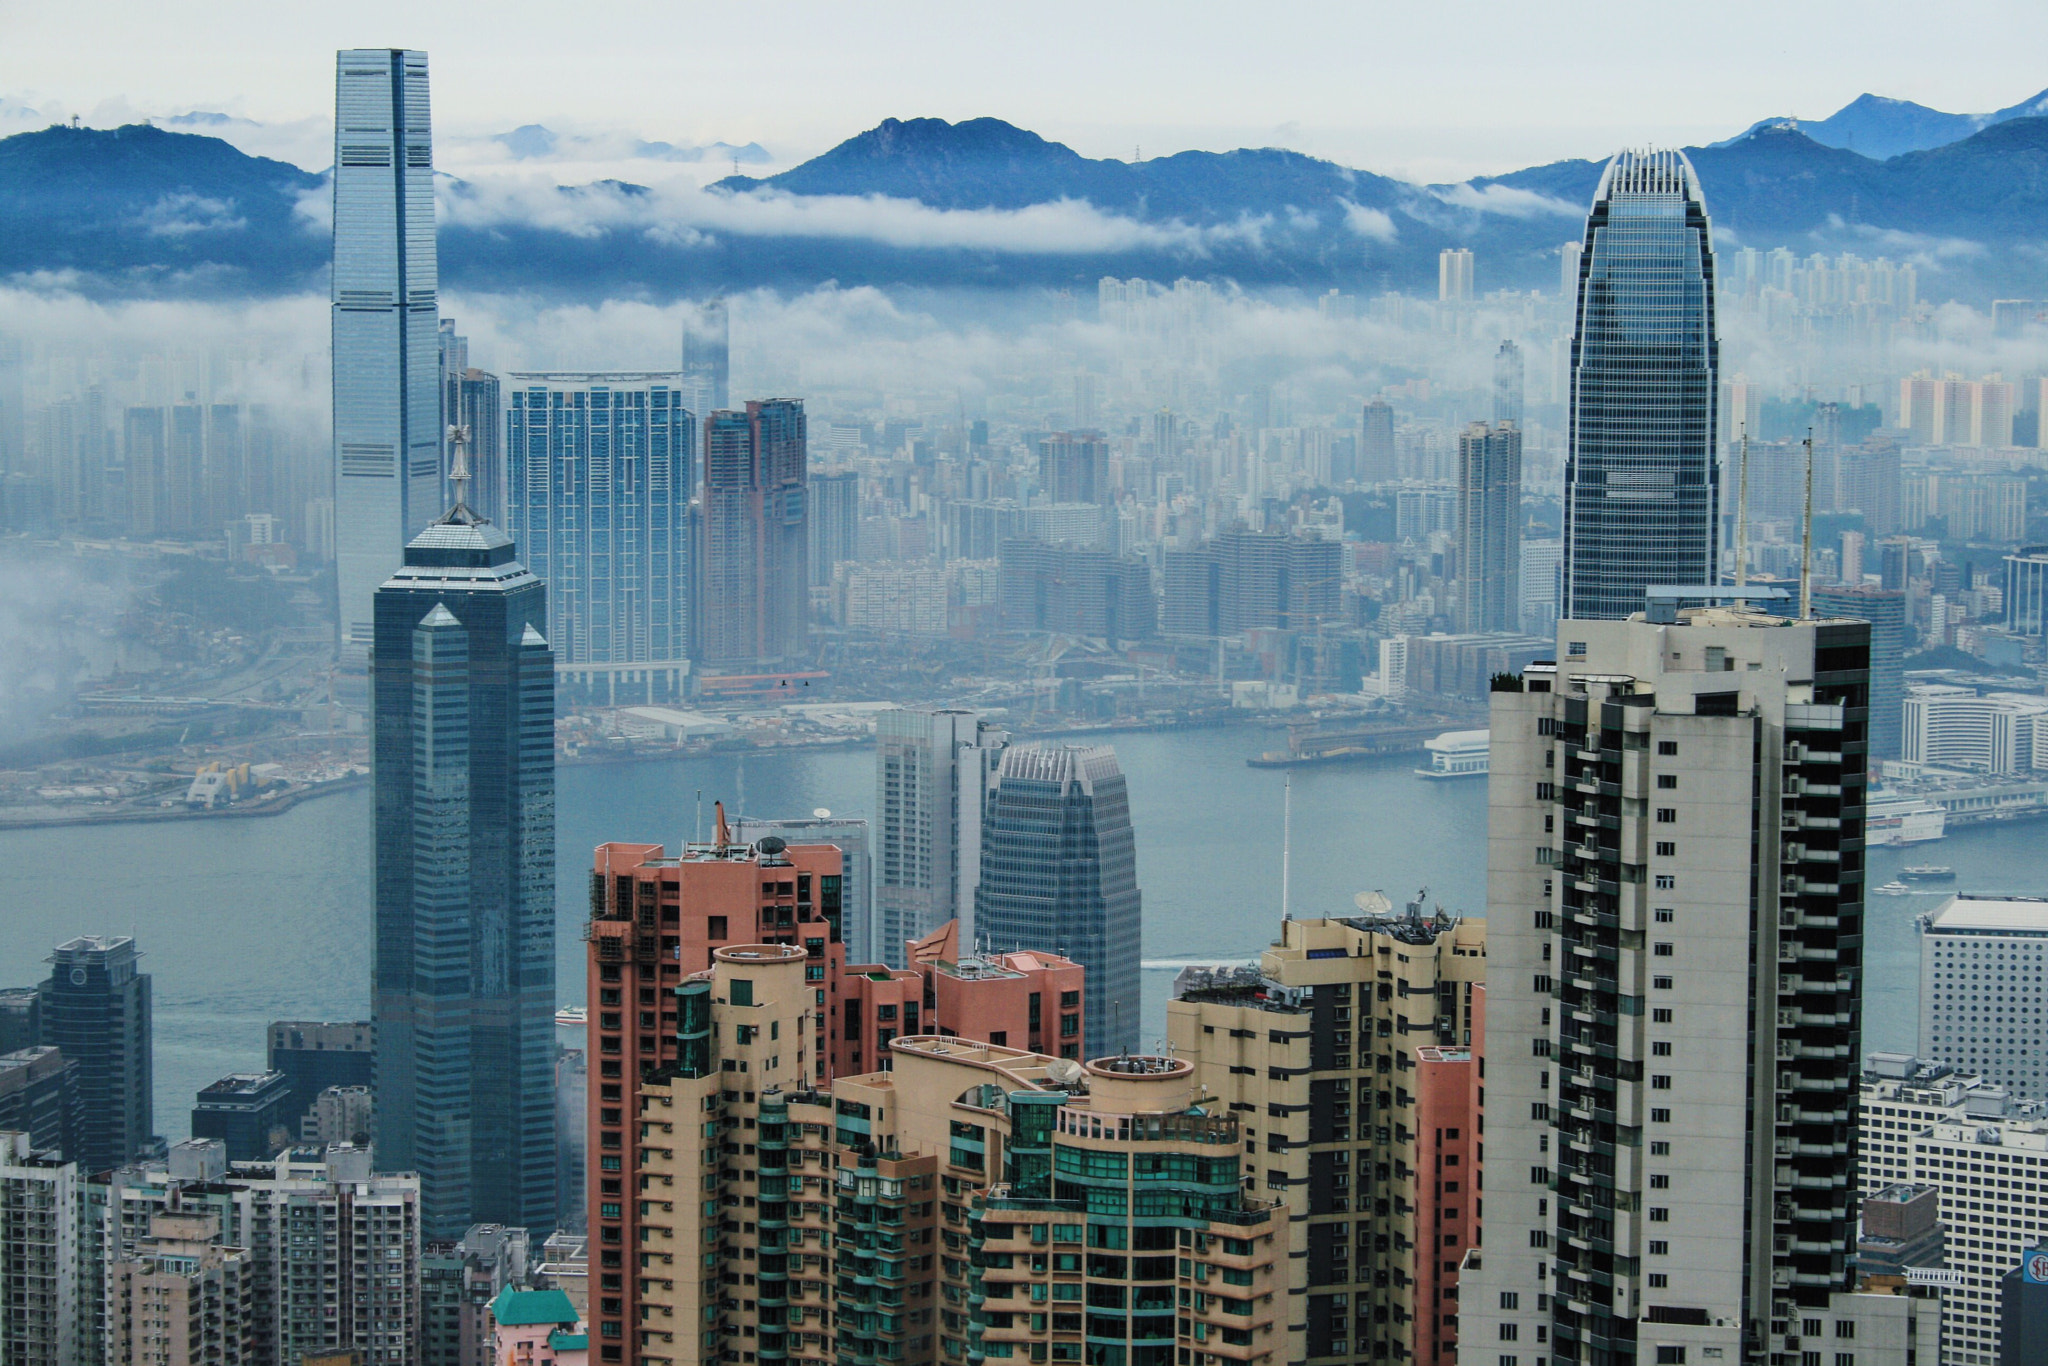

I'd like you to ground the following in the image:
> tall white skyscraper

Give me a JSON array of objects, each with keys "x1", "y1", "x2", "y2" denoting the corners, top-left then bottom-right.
[
  {"x1": 1560, "y1": 239, "x2": 1583, "y2": 298},
  {"x1": 332, "y1": 49, "x2": 443, "y2": 654},
  {"x1": 1439, "y1": 247, "x2": 1475, "y2": 303},
  {"x1": 1461, "y1": 602, "x2": 1924, "y2": 1365},
  {"x1": 872, "y1": 708, "x2": 1007, "y2": 967}
]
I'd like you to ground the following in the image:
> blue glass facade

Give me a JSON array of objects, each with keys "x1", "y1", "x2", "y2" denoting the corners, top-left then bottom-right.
[
  {"x1": 973, "y1": 744, "x2": 1141, "y2": 1056},
  {"x1": 1562, "y1": 149, "x2": 1720, "y2": 621},
  {"x1": 506, "y1": 375, "x2": 694, "y2": 694},
  {"x1": 372, "y1": 510, "x2": 555, "y2": 1238}
]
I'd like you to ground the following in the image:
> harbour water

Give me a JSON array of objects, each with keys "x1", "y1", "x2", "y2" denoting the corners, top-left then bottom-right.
[{"x1": 0, "y1": 725, "x2": 2035, "y2": 1141}]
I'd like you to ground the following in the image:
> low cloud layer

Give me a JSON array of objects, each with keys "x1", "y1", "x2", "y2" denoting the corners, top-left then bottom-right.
[
  {"x1": 433, "y1": 175, "x2": 1275, "y2": 258},
  {"x1": 1424, "y1": 183, "x2": 1581, "y2": 219}
]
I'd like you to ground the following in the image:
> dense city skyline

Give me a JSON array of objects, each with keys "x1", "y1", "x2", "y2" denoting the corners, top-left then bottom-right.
[{"x1": 11, "y1": 18, "x2": 2048, "y2": 1366}]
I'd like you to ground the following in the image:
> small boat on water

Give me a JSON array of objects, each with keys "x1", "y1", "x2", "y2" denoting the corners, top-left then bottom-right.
[
  {"x1": 1901, "y1": 866, "x2": 1956, "y2": 882},
  {"x1": 1873, "y1": 880, "x2": 1914, "y2": 897},
  {"x1": 555, "y1": 1006, "x2": 588, "y2": 1028}
]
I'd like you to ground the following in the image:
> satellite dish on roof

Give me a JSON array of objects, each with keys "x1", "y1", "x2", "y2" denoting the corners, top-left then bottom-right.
[
  {"x1": 814, "y1": 808, "x2": 831, "y2": 819},
  {"x1": 1046, "y1": 1058, "x2": 1085, "y2": 1086},
  {"x1": 1354, "y1": 890, "x2": 1393, "y2": 916}
]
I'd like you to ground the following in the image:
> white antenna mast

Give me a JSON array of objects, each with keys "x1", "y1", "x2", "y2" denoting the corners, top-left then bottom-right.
[
  {"x1": 1799, "y1": 428, "x2": 1815, "y2": 619},
  {"x1": 1734, "y1": 425, "x2": 1751, "y2": 593},
  {"x1": 1280, "y1": 772, "x2": 1294, "y2": 922},
  {"x1": 447, "y1": 423, "x2": 473, "y2": 512}
]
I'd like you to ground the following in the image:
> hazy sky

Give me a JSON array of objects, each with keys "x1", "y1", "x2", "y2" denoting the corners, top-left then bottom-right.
[{"x1": 5, "y1": 0, "x2": 2048, "y2": 181}]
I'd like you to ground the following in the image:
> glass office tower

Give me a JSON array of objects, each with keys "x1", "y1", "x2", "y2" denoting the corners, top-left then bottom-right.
[
  {"x1": 506, "y1": 373, "x2": 695, "y2": 703},
  {"x1": 372, "y1": 506, "x2": 555, "y2": 1238},
  {"x1": 698, "y1": 399, "x2": 808, "y2": 670},
  {"x1": 333, "y1": 49, "x2": 443, "y2": 655},
  {"x1": 1455, "y1": 421, "x2": 1523, "y2": 633},
  {"x1": 1562, "y1": 148, "x2": 1719, "y2": 620},
  {"x1": 39, "y1": 935, "x2": 153, "y2": 1172},
  {"x1": 973, "y1": 743, "x2": 1141, "y2": 1056}
]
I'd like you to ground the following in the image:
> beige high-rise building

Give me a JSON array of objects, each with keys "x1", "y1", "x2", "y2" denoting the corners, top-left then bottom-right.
[
  {"x1": 1459, "y1": 603, "x2": 1940, "y2": 1366},
  {"x1": 622, "y1": 945, "x2": 1287, "y2": 1366},
  {"x1": 1171, "y1": 908, "x2": 1486, "y2": 1366},
  {"x1": 109, "y1": 1209, "x2": 256, "y2": 1365}
]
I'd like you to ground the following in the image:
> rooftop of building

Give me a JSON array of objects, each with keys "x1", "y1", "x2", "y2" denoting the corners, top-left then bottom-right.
[
  {"x1": 195, "y1": 1070, "x2": 289, "y2": 1100},
  {"x1": 593, "y1": 836, "x2": 839, "y2": 873},
  {"x1": 49, "y1": 934, "x2": 135, "y2": 959},
  {"x1": 0, "y1": 1047, "x2": 69, "y2": 1093},
  {"x1": 490, "y1": 1285, "x2": 581, "y2": 1328},
  {"x1": 1923, "y1": 894, "x2": 2048, "y2": 934},
  {"x1": 1868, "y1": 1183, "x2": 1939, "y2": 1205}
]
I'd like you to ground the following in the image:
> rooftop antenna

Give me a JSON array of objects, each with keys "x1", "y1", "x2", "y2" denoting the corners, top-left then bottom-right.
[
  {"x1": 695, "y1": 789, "x2": 703, "y2": 845},
  {"x1": 713, "y1": 800, "x2": 731, "y2": 848},
  {"x1": 1280, "y1": 772, "x2": 1294, "y2": 922},
  {"x1": 447, "y1": 423, "x2": 473, "y2": 513},
  {"x1": 1799, "y1": 427, "x2": 1815, "y2": 619},
  {"x1": 1734, "y1": 425, "x2": 1751, "y2": 593}
]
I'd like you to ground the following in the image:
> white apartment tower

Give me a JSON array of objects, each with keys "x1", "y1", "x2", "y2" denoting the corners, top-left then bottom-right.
[
  {"x1": 872, "y1": 708, "x2": 1008, "y2": 967},
  {"x1": 1440, "y1": 247, "x2": 1475, "y2": 303},
  {"x1": 1918, "y1": 895, "x2": 2048, "y2": 1102},
  {"x1": 332, "y1": 49, "x2": 442, "y2": 653},
  {"x1": 0, "y1": 1132, "x2": 79, "y2": 1366},
  {"x1": 1461, "y1": 603, "x2": 1916, "y2": 1366}
]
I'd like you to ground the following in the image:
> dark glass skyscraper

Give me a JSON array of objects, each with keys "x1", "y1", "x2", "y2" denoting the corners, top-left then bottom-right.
[
  {"x1": 38, "y1": 935, "x2": 153, "y2": 1172},
  {"x1": 698, "y1": 399, "x2": 808, "y2": 671},
  {"x1": 1562, "y1": 148, "x2": 1719, "y2": 620},
  {"x1": 373, "y1": 503, "x2": 555, "y2": 1238},
  {"x1": 974, "y1": 744, "x2": 1141, "y2": 1057},
  {"x1": 1455, "y1": 421, "x2": 1523, "y2": 633}
]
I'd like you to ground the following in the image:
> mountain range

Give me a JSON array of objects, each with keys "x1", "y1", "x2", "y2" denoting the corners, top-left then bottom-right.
[
  {"x1": 1715, "y1": 87, "x2": 2048, "y2": 160},
  {"x1": 4, "y1": 103, "x2": 2047, "y2": 302}
]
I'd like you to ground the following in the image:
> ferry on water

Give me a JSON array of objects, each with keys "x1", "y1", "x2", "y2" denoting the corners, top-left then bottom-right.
[
  {"x1": 1865, "y1": 791, "x2": 1947, "y2": 846},
  {"x1": 1873, "y1": 880, "x2": 1915, "y2": 897},
  {"x1": 1415, "y1": 729, "x2": 1490, "y2": 779},
  {"x1": 1901, "y1": 866, "x2": 1956, "y2": 883}
]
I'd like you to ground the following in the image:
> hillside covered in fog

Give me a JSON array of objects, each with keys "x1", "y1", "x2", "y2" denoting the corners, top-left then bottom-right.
[{"x1": 4, "y1": 110, "x2": 2047, "y2": 300}]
